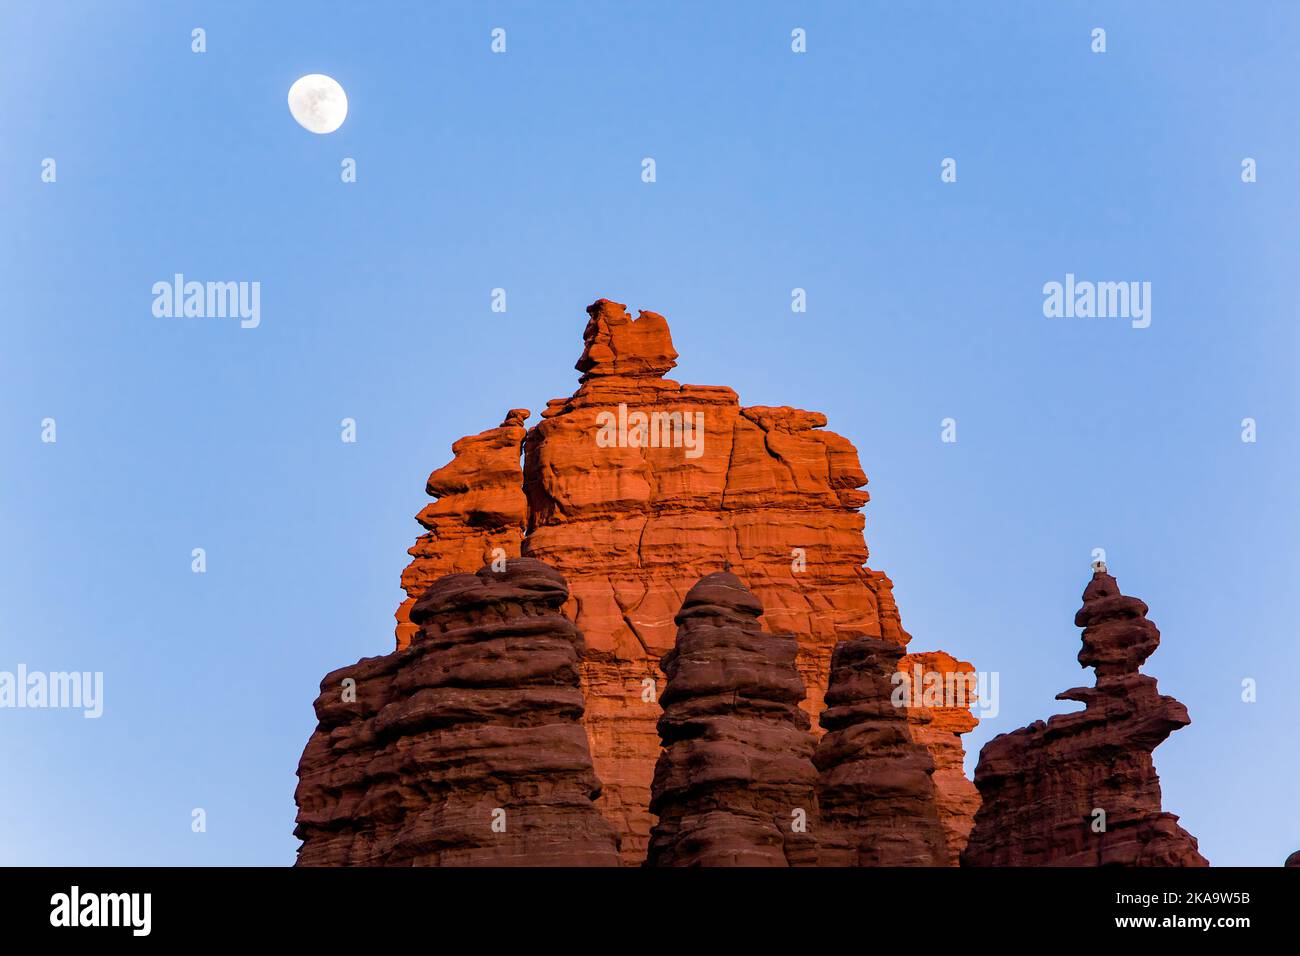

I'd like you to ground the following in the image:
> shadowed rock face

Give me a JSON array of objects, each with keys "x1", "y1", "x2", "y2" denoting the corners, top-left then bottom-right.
[
  {"x1": 962, "y1": 571, "x2": 1208, "y2": 867},
  {"x1": 814, "y1": 637, "x2": 949, "y2": 866},
  {"x1": 645, "y1": 572, "x2": 820, "y2": 867},
  {"x1": 390, "y1": 298, "x2": 979, "y2": 863},
  {"x1": 1286, "y1": 851, "x2": 1300, "y2": 868},
  {"x1": 294, "y1": 558, "x2": 619, "y2": 866}
]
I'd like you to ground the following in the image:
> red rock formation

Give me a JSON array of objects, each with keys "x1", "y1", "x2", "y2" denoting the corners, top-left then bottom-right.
[
  {"x1": 1286, "y1": 851, "x2": 1300, "y2": 867},
  {"x1": 814, "y1": 636, "x2": 948, "y2": 865},
  {"x1": 870, "y1": 563, "x2": 981, "y2": 864},
  {"x1": 962, "y1": 570, "x2": 1207, "y2": 867},
  {"x1": 898, "y1": 650, "x2": 980, "y2": 864},
  {"x1": 645, "y1": 571, "x2": 820, "y2": 866},
  {"x1": 394, "y1": 409, "x2": 529, "y2": 648},
  {"x1": 391, "y1": 298, "x2": 979, "y2": 863},
  {"x1": 295, "y1": 558, "x2": 619, "y2": 866}
]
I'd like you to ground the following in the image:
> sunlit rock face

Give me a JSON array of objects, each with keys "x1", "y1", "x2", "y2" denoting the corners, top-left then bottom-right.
[
  {"x1": 389, "y1": 297, "x2": 979, "y2": 863},
  {"x1": 393, "y1": 409, "x2": 530, "y2": 649}
]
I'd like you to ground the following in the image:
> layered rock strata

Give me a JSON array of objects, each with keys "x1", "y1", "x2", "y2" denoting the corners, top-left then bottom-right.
[
  {"x1": 898, "y1": 650, "x2": 980, "y2": 864},
  {"x1": 295, "y1": 558, "x2": 619, "y2": 866},
  {"x1": 645, "y1": 571, "x2": 820, "y2": 866},
  {"x1": 393, "y1": 298, "x2": 979, "y2": 863},
  {"x1": 962, "y1": 570, "x2": 1207, "y2": 867},
  {"x1": 394, "y1": 409, "x2": 529, "y2": 648},
  {"x1": 814, "y1": 636, "x2": 949, "y2": 865}
]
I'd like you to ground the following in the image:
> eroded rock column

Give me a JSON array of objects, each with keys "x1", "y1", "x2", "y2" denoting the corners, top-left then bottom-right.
[
  {"x1": 295, "y1": 558, "x2": 619, "y2": 866},
  {"x1": 962, "y1": 569, "x2": 1207, "y2": 867},
  {"x1": 645, "y1": 571, "x2": 820, "y2": 866},
  {"x1": 814, "y1": 636, "x2": 949, "y2": 865}
]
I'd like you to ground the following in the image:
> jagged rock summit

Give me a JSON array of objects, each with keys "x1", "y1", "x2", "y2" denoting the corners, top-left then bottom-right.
[
  {"x1": 387, "y1": 297, "x2": 979, "y2": 863},
  {"x1": 394, "y1": 409, "x2": 530, "y2": 648},
  {"x1": 962, "y1": 570, "x2": 1207, "y2": 867},
  {"x1": 645, "y1": 571, "x2": 820, "y2": 866},
  {"x1": 576, "y1": 298, "x2": 678, "y2": 380},
  {"x1": 294, "y1": 557, "x2": 619, "y2": 867}
]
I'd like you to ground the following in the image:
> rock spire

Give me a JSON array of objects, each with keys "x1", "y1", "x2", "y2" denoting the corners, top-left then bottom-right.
[
  {"x1": 962, "y1": 570, "x2": 1207, "y2": 867},
  {"x1": 295, "y1": 558, "x2": 619, "y2": 866},
  {"x1": 645, "y1": 571, "x2": 820, "y2": 866}
]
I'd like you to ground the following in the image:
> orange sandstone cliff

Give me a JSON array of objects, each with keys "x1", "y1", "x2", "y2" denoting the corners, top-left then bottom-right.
[{"x1": 393, "y1": 298, "x2": 979, "y2": 863}]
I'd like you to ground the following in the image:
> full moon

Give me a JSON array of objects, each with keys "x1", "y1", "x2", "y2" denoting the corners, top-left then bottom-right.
[{"x1": 287, "y1": 74, "x2": 348, "y2": 134}]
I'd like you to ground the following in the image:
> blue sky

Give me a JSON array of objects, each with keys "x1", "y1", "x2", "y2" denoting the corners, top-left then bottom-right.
[{"x1": 2, "y1": 2, "x2": 1297, "y2": 865}]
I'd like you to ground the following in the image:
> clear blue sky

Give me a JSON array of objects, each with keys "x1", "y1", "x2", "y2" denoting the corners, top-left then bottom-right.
[{"x1": 2, "y1": 2, "x2": 1296, "y2": 866}]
